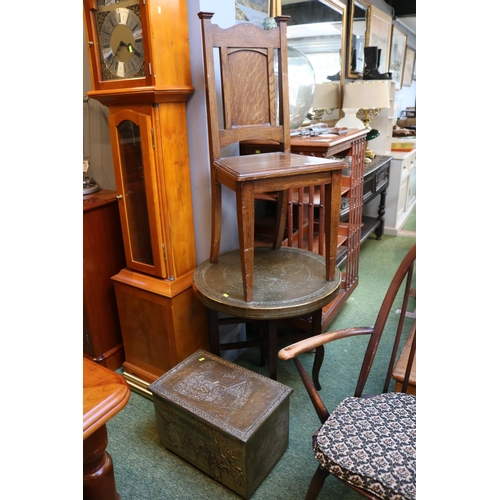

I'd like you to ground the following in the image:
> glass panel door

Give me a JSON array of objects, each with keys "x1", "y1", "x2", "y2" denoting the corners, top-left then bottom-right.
[
  {"x1": 117, "y1": 119, "x2": 154, "y2": 266},
  {"x1": 109, "y1": 108, "x2": 166, "y2": 278}
]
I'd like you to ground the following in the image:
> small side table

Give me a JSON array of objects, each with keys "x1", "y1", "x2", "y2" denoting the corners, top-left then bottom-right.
[
  {"x1": 83, "y1": 358, "x2": 130, "y2": 500},
  {"x1": 193, "y1": 247, "x2": 342, "y2": 383}
]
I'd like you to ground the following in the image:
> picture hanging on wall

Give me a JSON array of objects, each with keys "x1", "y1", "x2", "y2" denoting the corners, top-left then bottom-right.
[
  {"x1": 403, "y1": 47, "x2": 416, "y2": 87},
  {"x1": 235, "y1": 0, "x2": 268, "y2": 25},
  {"x1": 366, "y1": 5, "x2": 392, "y2": 74},
  {"x1": 389, "y1": 25, "x2": 407, "y2": 90}
]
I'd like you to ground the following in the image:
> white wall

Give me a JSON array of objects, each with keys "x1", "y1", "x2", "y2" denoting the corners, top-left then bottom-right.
[
  {"x1": 187, "y1": 0, "x2": 241, "y2": 264},
  {"x1": 83, "y1": 31, "x2": 115, "y2": 191}
]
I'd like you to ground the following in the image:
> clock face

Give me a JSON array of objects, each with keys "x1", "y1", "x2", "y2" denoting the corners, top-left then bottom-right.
[{"x1": 95, "y1": 0, "x2": 145, "y2": 81}]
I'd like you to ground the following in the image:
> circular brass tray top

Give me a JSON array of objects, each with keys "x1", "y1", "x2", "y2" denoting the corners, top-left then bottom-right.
[{"x1": 193, "y1": 247, "x2": 341, "y2": 319}]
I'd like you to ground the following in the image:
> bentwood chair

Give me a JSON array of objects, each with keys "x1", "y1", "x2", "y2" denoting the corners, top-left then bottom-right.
[
  {"x1": 198, "y1": 12, "x2": 346, "y2": 302},
  {"x1": 278, "y1": 244, "x2": 416, "y2": 499}
]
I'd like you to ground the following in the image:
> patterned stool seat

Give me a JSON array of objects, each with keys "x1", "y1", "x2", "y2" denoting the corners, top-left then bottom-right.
[{"x1": 314, "y1": 392, "x2": 416, "y2": 500}]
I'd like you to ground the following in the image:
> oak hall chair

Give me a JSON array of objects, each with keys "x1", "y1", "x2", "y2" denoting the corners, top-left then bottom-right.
[
  {"x1": 278, "y1": 244, "x2": 416, "y2": 500},
  {"x1": 198, "y1": 12, "x2": 346, "y2": 302}
]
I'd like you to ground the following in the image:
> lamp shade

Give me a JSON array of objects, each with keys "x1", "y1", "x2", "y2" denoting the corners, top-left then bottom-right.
[
  {"x1": 312, "y1": 82, "x2": 340, "y2": 110},
  {"x1": 343, "y1": 80, "x2": 390, "y2": 109}
]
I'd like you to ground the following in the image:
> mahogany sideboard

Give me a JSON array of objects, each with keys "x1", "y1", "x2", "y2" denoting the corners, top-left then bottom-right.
[{"x1": 83, "y1": 190, "x2": 126, "y2": 371}]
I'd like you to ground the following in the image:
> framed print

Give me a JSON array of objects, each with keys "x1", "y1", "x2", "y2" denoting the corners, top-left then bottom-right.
[
  {"x1": 235, "y1": 0, "x2": 269, "y2": 25},
  {"x1": 389, "y1": 25, "x2": 407, "y2": 90},
  {"x1": 403, "y1": 46, "x2": 416, "y2": 87},
  {"x1": 366, "y1": 5, "x2": 392, "y2": 73}
]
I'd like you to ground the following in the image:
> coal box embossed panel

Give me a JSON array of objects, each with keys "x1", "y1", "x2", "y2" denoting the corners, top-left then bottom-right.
[{"x1": 148, "y1": 350, "x2": 293, "y2": 498}]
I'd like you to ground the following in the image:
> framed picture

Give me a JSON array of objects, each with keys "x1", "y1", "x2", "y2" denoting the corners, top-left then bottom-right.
[
  {"x1": 366, "y1": 5, "x2": 392, "y2": 73},
  {"x1": 235, "y1": 0, "x2": 269, "y2": 25},
  {"x1": 389, "y1": 25, "x2": 407, "y2": 90},
  {"x1": 403, "y1": 47, "x2": 416, "y2": 87}
]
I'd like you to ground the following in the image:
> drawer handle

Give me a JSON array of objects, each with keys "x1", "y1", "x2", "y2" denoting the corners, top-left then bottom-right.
[{"x1": 116, "y1": 194, "x2": 123, "y2": 200}]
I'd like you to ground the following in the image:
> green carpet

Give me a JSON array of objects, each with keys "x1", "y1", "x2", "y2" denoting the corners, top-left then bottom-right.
[
  {"x1": 403, "y1": 206, "x2": 416, "y2": 232},
  {"x1": 106, "y1": 231, "x2": 416, "y2": 499}
]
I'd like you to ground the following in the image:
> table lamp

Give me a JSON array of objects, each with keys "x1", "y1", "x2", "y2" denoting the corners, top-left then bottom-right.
[
  {"x1": 340, "y1": 80, "x2": 390, "y2": 162},
  {"x1": 310, "y1": 82, "x2": 340, "y2": 122}
]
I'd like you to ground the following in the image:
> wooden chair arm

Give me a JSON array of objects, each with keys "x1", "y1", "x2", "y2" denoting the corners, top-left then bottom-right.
[{"x1": 278, "y1": 327, "x2": 375, "y2": 360}]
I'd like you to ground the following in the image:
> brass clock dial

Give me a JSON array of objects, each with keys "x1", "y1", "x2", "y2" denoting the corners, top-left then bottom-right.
[{"x1": 95, "y1": 0, "x2": 145, "y2": 81}]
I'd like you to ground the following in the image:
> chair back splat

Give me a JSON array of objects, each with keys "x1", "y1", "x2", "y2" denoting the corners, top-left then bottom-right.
[
  {"x1": 278, "y1": 244, "x2": 416, "y2": 499},
  {"x1": 199, "y1": 12, "x2": 291, "y2": 160}
]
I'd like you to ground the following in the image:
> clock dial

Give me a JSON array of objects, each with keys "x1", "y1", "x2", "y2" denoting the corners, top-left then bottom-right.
[{"x1": 95, "y1": 0, "x2": 145, "y2": 81}]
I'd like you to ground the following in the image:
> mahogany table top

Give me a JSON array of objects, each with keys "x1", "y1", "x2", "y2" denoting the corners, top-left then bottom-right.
[{"x1": 83, "y1": 358, "x2": 130, "y2": 440}]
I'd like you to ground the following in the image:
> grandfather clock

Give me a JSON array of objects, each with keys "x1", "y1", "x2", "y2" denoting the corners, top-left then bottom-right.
[{"x1": 83, "y1": 0, "x2": 208, "y2": 395}]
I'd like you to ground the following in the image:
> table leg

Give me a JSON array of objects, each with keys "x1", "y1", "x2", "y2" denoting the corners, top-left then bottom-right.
[
  {"x1": 83, "y1": 425, "x2": 120, "y2": 500},
  {"x1": 268, "y1": 320, "x2": 278, "y2": 380},
  {"x1": 375, "y1": 188, "x2": 387, "y2": 239}
]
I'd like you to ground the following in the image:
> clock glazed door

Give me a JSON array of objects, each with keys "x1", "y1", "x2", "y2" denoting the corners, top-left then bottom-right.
[{"x1": 108, "y1": 107, "x2": 168, "y2": 278}]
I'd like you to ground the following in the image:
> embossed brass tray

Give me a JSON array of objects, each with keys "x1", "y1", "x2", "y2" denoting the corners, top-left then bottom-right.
[{"x1": 193, "y1": 247, "x2": 342, "y2": 319}]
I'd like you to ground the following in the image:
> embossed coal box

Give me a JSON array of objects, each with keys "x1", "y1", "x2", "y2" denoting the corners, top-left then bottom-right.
[{"x1": 148, "y1": 349, "x2": 293, "y2": 498}]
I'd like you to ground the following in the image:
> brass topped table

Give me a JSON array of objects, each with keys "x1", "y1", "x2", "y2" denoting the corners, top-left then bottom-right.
[
  {"x1": 193, "y1": 247, "x2": 342, "y2": 382},
  {"x1": 83, "y1": 358, "x2": 130, "y2": 500}
]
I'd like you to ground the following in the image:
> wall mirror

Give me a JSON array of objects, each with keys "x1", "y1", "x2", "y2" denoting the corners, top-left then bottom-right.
[
  {"x1": 281, "y1": 0, "x2": 346, "y2": 123},
  {"x1": 347, "y1": 0, "x2": 371, "y2": 79}
]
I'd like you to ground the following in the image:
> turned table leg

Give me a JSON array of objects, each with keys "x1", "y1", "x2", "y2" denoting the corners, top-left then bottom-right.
[
  {"x1": 375, "y1": 188, "x2": 387, "y2": 240},
  {"x1": 83, "y1": 425, "x2": 120, "y2": 500}
]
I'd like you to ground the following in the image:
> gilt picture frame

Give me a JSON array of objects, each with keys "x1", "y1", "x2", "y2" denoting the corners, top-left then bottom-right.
[
  {"x1": 347, "y1": 0, "x2": 371, "y2": 79},
  {"x1": 403, "y1": 46, "x2": 416, "y2": 87},
  {"x1": 366, "y1": 5, "x2": 392, "y2": 74},
  {"x1": 389, "y1": 25, "x2": 407, "y2": 90}
]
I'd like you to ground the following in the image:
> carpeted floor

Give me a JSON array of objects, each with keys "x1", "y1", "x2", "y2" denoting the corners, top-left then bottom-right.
[
  {"x1": 105, "y1": 213, "x2": 416, "y2": 500},
  {"x1": 402, "y1": 205, "x2": 416, "y2": 233}
]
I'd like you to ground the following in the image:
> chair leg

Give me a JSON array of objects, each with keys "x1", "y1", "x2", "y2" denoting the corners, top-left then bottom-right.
[
  {"x1": 272, "y1": 189, "x2": 289, "y2": 250},
  {"x1": 324, "y1": 172, "x2": 342, "y2": 281},
  {"x1": 210, "y1": 179, "x2": 222, "y2": 264},
  {"x1": 305, "y1": 465, "x2": 330, "y2": 500},
  {"x1": 235, "y1": 182, "x2": 255, "y2": 302},
  {"x1": 311, "y1": 309, "x2": 324, "y2": 391}
]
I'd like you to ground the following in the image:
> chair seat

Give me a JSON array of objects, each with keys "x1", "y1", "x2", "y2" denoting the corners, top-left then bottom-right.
[
  {"x1": 314, "y1": 392, "x2": 416, "y2": 500},
  {"x1": 215, "y1": 151, "x2": 343, "y2": 183}
]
